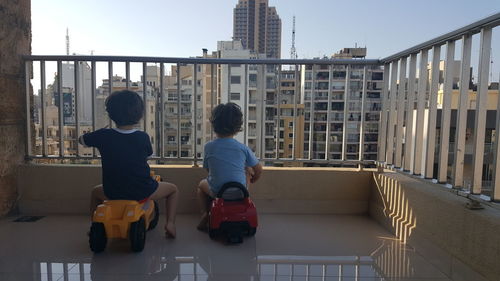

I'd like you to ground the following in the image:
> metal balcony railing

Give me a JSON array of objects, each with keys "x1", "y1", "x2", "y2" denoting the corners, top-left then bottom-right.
[
  {"x1": 23, "y1": 13, "x2": 500, "y2": 182},
  {"x1": 24, "y1": 55, "x2": 380, "y2": 167},
  {"x1": 377, "y1": 12, "x2": 500, "y2": 200}
]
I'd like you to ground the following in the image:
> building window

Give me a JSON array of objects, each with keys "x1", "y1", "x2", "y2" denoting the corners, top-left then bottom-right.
[
  {"x1": 230, "y1": 92, "x2": 241, "y2": 101},
  {"x1": 231, "y1": 75, "x2": 241, "y2": 84},
  {"x1": 288, "y1": 133, "x2": 293, "y2": 138},
  {"x1": 288, "y1": 144, "x2": 293, "y2": 149},
  {"x1": 289, "y1": 121, "x2": 293, "y2": 127}
]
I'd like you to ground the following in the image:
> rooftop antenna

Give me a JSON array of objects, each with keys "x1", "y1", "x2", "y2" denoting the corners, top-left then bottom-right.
[
  {"x1": 66, "y1": 28, "x2": 70, "y2": 56},
  {"x1": 290, "y1": 15, "x2": 297, "y2": 60}
]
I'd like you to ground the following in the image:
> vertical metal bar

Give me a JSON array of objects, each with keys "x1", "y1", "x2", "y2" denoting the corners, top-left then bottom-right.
[
  {"x1": 57, "y1": 60, "x2": 64, "y2": 157},
  {"x1": 359, "y1": 66, "x2": 368, "y2": 163},
  {"x1": 108, "y1": 61, "x2": 113, "y2": 128},
  {"x1": 227, "y1": 64, "x2": 231, "y2": 104},
  {"x1": 74, "y1": 60, "x2": 80, "y2": 157},
  {"x1": 342, "y1": 65, "x2": 351, "y2": 161},
  {"x1": 275, "y1": 66, "x2": 281, "y2": 159},
  {"x1": 308, "y1": 65, "x2": 315, "y2": 160},
  {"x1": 492, "y1": 72, "x2": 500, "y2": 201},
  {"x1": 25, "y1": 61, "x2": 32, "y2": 157},
  {"x1": 79, "y1": 263, "x2": 84, "y2": 281},
  {"x1": 193, "y1": 63, "x2": 198, "y2": 166},
  {"x1": 414, "y1": 49, "x2": 429, "y2": 175},
  {"x1": 63, "y1": 263, "x2": 69, "y2": 281},
  {"x1": 438, "y1": 40, "x2": 456, "y2": 183},
  {"x1": 378, "y1": 64, "x2": 390, "y2": 162},
  {"x1": 125, "y1": 61, "x2": 130, "y2": 89},
  {"x1": 244, "y1": 64, "x2": 248, "y2": 145},
  {"x1": 47, "y1": 263, "x2": 53, "y2": 281},
  {"x1": 259, "y1": 65, "x2": 265, "y2": 159},
  {"x1": 176, "y1": 63, "x2": 181, "y2": 159},
  {"x1": 160, "y1": 63, "x2": 165, "y2": 159},
  {"x1": 386, "y1": 62, "x2": 398, "y2": 165},
  {"x1": 91, "y1": 61, "x2": 96, "y2": 157},
  {"x1": 325, "y1": 64, "x2": 333, "y2": 160},
  {"x1": 142, "y1": 62, "x2": 147, "y2": 132},
  {"x1": 453, "y1": 35, "x2": 472, "y2": 188},
  {"x1": 405, "y1": 54, "x2": 417, "y2": 172},
  {"x1": 424, "y1": 46, "x2": 441, "y2": 179},
  {"x1": 292, "y1": 65, "x2": 299, "y2": 160},
  {"x1": 211, "y1": 64, "x2": 215, "y2": 140},
  {"x1": 472, "y1": 27, "x2": 493, "y2": 194},
  {"x1": 40, "y1": 61, "x2": 47, "y2": 157},
  {"x1": 395, "y1": 57, "x2": 407, "y2": 168}
]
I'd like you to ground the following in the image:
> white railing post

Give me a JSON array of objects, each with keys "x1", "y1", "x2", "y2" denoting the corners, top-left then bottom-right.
[
  {"x1": 424, "y1": 46, "x2": 441, "y2": 179},
  {"x1": 492, "y1": 72, "x2": 500, "y2": 201},
  {"x1": 378, "y1": 64, "x2": 390, "y2": 162},
  {"x1": 386, "y1": 62, "x2": 398, "y2": 165},
  {"x1": 438, "y1": 40, "x2": 456, "y2": 184},
  {"x1": 404, "y1": 54, "x2": 417, "y2": 172},
  {"x1": 471, "y1": 27, "x2": 492, "y2": 194},
  {"x1": 453, "y1": 35, "x2": 472, "y2": 188},
  {"x1": 395, "y1": 57, "x2": 407, "y2": 168},
  {"x1": 414, "y1": 49, "x2": 429, "y2": 175}
]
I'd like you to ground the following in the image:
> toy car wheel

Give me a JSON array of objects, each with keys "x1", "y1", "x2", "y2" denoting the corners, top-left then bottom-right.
[
  {"x1": 89, "y1": 222, "x2": 107, "y2": 253},
  {"x1": 208, "y1": 228, "x2": 218, "y2": 239},
  {"x1": 147, "y1": 201, "x2": 159, "y2": 231},
  {"x1": 247, "y1": 227, "x2": 256, "y2": 236},
  {"x1": 130, "y1": 217, "x2": 146, "y2": 252}
]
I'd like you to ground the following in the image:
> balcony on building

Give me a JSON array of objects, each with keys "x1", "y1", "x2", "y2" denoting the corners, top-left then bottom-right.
[{"x1": 2, "y1": 7, "x2": 500, "y2": 281}]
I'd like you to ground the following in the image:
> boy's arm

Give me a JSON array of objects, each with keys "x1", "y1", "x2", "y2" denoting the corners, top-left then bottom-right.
[
  {"x1": 79, "y1": 129, "x2": 103, "y2": 148},
  {"x1": 249, "y1": 163, "x2": 263, "y2": 183}
]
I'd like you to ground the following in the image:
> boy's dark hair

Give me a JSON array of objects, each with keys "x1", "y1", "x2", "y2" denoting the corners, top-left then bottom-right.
[
  {"x1": 105, "y1": 90, "x2": 144, "y2": 126},
  {"x1": 210, "y1": 103, "x2": 243, "y2": 137}
]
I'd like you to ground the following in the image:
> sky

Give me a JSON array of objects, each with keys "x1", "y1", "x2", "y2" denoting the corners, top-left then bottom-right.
[{"x1": 31, "y1": 0, "x2": 500, "y2": 82}]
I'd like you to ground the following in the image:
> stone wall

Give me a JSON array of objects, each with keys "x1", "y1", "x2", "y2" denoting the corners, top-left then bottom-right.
[{"x1": 0, "y1": 0, "x2": 31, "y2": 216}]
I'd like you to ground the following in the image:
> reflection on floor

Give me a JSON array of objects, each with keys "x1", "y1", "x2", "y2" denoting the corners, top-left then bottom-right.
[{"x1": 0, "y1": 214, "x2": 480, "y2": 280}]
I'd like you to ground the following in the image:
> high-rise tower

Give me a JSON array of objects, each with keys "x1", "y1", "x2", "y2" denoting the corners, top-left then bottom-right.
[{"x1": 233, "y1": 0, "x2": 282, "y2": 58}]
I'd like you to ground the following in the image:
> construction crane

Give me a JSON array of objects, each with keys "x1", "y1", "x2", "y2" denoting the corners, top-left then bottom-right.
[{"x1": 290, "y1": 16, "x2": 297, "y2": 60}]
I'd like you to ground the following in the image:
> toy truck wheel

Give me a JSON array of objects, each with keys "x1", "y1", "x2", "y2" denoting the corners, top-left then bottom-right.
[
  {"x1": 147, "y1": 201, "x2": 159, "y2": 231},
  {"x1": 247, "y1": 227, "x2": 256, "y2": 236},
  {"x1": 89, "y1": 222, "x2": 107, "y2": 253},
  {"x1": 130, "y1": 217, "x2": 146, "y2": 252}
]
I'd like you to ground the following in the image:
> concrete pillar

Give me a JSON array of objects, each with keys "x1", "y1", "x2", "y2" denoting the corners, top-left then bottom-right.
[{"x1": 0, "y1": 0, "x2": 31, "y2": 216}]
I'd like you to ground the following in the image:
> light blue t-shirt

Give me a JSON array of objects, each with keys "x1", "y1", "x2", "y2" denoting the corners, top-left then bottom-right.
[{"x1": 203, "y1": 138, "x2": 259, "y2": 194}]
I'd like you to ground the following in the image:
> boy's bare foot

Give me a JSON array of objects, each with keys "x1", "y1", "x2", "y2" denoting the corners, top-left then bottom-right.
[
  {"x1": 197, "y1": 213, "x2": 208, "y2": 231},
  {"x1": 165, "y1": 222, "x2": 176, "y2": 238}
]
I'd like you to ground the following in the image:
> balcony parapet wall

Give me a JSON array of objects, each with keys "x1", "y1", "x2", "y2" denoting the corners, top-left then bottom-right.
[
  {"x1": 17, "y1": 164, "x2": 373, "y2": 215},
  {"x1": 370, "y1": 171, "x2": 500, "y2": 281}
]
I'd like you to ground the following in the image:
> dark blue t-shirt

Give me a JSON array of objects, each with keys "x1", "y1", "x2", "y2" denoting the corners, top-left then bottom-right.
[{"x1": 82, "y1": 128, "x2": 158, "y2": 200}]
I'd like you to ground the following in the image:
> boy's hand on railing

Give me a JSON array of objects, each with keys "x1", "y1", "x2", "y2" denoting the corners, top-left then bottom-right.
[{"x1": 248, "y1": 164, "x2": 263, "y2": 183}]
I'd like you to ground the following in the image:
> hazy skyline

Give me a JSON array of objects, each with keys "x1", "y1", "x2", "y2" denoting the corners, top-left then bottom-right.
[{"x1": 31, "y1": 0, "x2": 500, "y2": 82}]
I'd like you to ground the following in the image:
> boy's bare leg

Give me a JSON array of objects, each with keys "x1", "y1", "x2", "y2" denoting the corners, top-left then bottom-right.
[
  {"x1": 196, "y1": 180, "x2": 212, "y2": 231},
  {"x1": 150, "y1": 182, "x2": 178, "y2": 238},
  {"x1": 90, "y1": 185, "x2": 106, "y2": 218}
]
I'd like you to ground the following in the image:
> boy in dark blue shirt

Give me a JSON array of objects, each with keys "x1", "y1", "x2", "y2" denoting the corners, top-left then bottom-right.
[{"x1": 80, "y1": 90, "x2": 178, "y2": 238}]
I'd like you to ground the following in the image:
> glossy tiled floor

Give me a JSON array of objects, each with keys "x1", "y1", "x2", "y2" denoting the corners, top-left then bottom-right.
[{"x1": 0, "y1": 214, "x2": 477, "y2": 281}]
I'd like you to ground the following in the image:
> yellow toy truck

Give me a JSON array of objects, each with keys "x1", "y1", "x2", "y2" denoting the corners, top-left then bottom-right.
[{"x1": 88, "y1": 173, "x2": 161, "y2": 253}]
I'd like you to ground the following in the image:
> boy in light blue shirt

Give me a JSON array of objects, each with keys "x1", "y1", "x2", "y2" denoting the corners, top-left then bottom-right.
[{"x1": 197, "y1": 103, "x2": 263, "y2": 230}]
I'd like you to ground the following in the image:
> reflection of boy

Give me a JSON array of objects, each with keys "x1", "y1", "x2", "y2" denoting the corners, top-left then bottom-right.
[
  {"x1": 196, "y1": 103, "x2": 263, "y2": 230},
  {"x1": 80, "y1": 90, "x2": 178, "y2": 238}
]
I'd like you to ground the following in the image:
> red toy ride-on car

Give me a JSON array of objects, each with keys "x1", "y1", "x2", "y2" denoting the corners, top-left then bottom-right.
[{"x1": 208, "y1": 182, "x2": 258, "y2": 243}]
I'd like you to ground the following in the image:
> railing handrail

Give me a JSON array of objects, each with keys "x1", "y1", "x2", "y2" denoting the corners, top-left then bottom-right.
[
  {"x1": 24, "y1": 55, "x2": 381, "y2": 65},
  {"x1": 381, "y1": 12, "x2": 500, "y2": 62}
]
